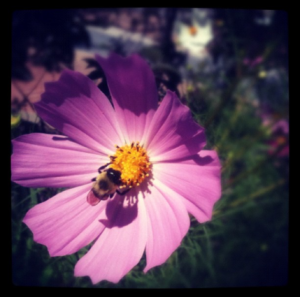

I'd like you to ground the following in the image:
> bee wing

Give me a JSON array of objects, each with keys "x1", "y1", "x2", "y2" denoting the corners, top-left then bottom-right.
[{"x1": 87, "y1": 190, "x2": 101, "y2": 206}]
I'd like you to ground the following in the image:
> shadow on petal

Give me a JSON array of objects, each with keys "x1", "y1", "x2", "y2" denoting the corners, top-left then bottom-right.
[
  {"x1": 99, "y1": 191, "x2": 139, "y2": 228},
  {"x1": 40, "y1": 70, "x2": 95, "y2": 107},
  {"x1": 191, "y1": 154, "x2": 215, "y2": 166},
  {"x1": 52, "y1": 135, "x2": 71, "y2": 141},
  {"x1": 159, "y1": 153, "x2": 215, "y2": 166}
]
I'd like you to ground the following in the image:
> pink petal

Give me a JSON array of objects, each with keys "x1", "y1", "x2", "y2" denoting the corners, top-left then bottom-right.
[
  {"x1": 11, "y1": 133, "x2": 106, "y2": 188},
  {"x1": 74, "y1": 188, "x2": 147, "y2": 284},
  {"x1": 271, "y1": 119, "x2": 289, "y2": 134},
  {"x1": 35, "y1": 69, "x2": 124, "y2": 154},
  {"x1": 23, "y1": 183, "x2": 108, "y2": 256},
  {"x1": 144, "y1": 91, "x2": 206, "y2": 162},
  {"x1": 154, "y1": 150, "x2": 221, "y2": 223},
  {"x1": 143, "y1": 183, "x2": 190, "y2": 273},
  {"x1": 96, "y1": 54, "x2": 158, "y2": 143}
]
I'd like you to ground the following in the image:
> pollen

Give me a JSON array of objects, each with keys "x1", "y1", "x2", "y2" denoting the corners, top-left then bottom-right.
[{"x1": 109, "y1": 142, "x2": 151, "y2": 188}]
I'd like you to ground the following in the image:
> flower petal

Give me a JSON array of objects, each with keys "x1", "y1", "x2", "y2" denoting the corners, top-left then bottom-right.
[
  {"x1": 23, "y1": 184, "x2": 107, "y2": 256},
  {"x1": 74, "y1": 189, "x2": 147, "y2": 284},
  {"x1": 143, "y1": 183, "x2": 190, "y2": 273},
  {"x1": 96, "y1": 53, "x2": 158, "y2": 143},
  {"x1": 35, "y1": 69, "x2": 123, "y2": 154},
  {"x1": 145, "y1": 91, "x2": 206, "y2": 162},
  {"x1": 154, "y1": 150, "x2": 221, "y2": 222},
  {"x1": 11, "y1": 133, "x2": 105, "y2": 188},
  {"x1": 272, "y1": 119, "x2": 289, "y2": 134}
]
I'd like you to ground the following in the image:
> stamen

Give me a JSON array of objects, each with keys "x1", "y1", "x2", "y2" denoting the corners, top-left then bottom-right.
[{"x1": 109, "y1": 142, "x2": 151, "y2": 188}]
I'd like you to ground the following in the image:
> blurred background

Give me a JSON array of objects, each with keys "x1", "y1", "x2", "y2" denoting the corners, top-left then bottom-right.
[{"x1": 11, "y1": 8, "x2": 289, "y2": 287}]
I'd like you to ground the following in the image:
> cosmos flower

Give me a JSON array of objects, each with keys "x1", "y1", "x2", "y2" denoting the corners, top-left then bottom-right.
[
  {"x1": 258, "y1": 106, "x2": 289, "y2": 157},
  {"x1": 173, "y1": 11, "x2": 212, "y2": 59},
  {"x1": 11, "y1": 53, "x2": 221, "y2": 284},
  {"x1": 266, "y1": 119, "x2": 289, "y2": 157}
]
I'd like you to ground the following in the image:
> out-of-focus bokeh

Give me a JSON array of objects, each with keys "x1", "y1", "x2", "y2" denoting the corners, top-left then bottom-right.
[{"x1": 11, "y1": 8, "x2": 289, "y2": 287}]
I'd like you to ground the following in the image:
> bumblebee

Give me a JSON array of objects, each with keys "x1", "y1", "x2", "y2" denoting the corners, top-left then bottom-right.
[{"x1": 87, "y1": 163, "x2": 129, "y2": 206}]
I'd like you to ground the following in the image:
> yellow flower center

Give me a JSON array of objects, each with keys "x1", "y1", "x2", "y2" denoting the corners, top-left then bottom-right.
[{"x1": 109, "y1": 142, "x2": 151, "y2": 188}]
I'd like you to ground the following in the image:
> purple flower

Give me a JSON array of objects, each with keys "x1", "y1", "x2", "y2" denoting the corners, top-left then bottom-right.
[
  {"x1": 11, "y1": 53, "x2": 221, "y2": 284},
  {"x1": 259, "y1": 107, "x2": 289, "y2": 157},
  {"x1": 267, "y1": 119, "x2": 289, "y2": 157}
]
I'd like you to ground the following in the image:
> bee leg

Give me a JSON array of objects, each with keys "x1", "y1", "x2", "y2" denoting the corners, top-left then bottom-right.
[
  {"x1": 109, "y1": 193, "x2": 114, "y2": 199},
  {"x1": 98, "y1": 163, "x2": 111, "y2": 173},
  {"x1": 91, "y1": 177, "x2": 96, "y2": 182},
  {"x1": 116, "y1": 189, "x2": 130, "y2": 196}
]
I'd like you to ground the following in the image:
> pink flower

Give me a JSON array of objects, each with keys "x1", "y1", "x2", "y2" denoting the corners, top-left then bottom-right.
[
  {"x1": 11, "y1": 53, "x2": 221, "y2": 284},
  {"x1": 267, "y1": 119, "x2": 289, "y2": 157},
  {"x1": 258, "y1": 107, "x2": 289, "y2": 157}
]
